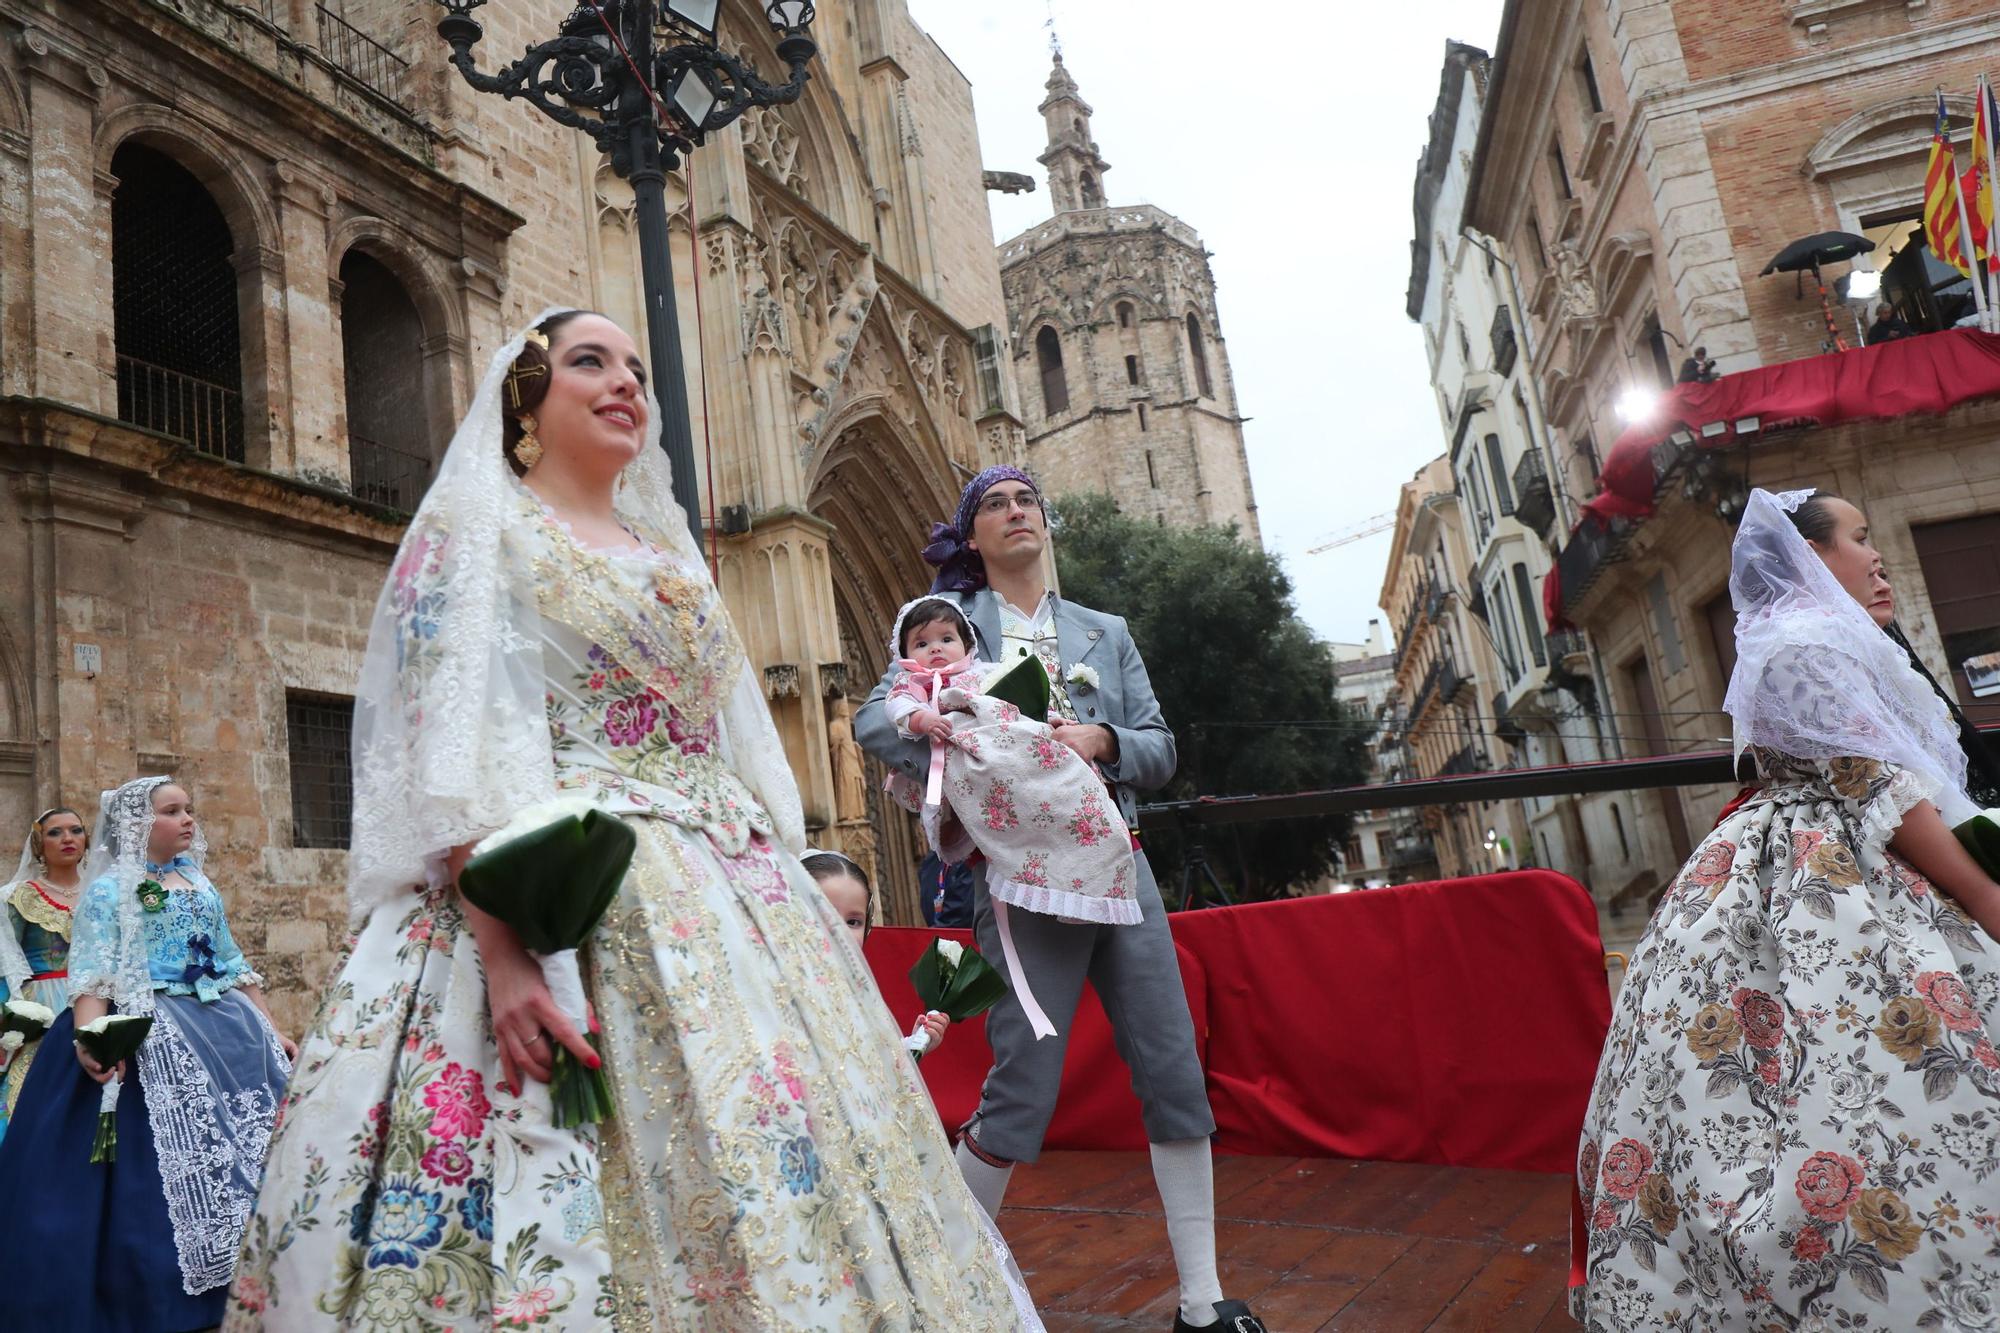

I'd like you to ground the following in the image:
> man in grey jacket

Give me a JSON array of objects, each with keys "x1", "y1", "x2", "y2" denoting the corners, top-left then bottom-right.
[{"x1": 855, "y1": 466, "x2": 1265, "y2": 1333}]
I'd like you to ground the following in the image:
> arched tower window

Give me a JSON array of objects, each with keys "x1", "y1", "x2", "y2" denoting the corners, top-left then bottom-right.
[
  {"x1": 1116, "y1": 301, "x2": 1134, "y2": 328},
  {"x1": 1036, "y1": 325, "x2": 1069, "y2": 416},
  {"x1": 1080, "y1": 170, "x2": 1102, "y2": 208},
  {"x1": 1186, "y1": 312, "x2": 1213, "y2": 398},
  {"x1": 112, "y1": 142, "x2": 243, "y2": 461},
  {"x1": 340, "y1": 250, "x2": 431, "y2": 513}
]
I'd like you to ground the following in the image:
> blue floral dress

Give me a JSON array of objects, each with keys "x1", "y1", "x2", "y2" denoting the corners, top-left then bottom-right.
[
  {"x1": 0, "y1": 855, "x2": 289, "y2": 1331},
  {"x1": 229, "y1": 495, "x2": 1039, "y2": 1330}
]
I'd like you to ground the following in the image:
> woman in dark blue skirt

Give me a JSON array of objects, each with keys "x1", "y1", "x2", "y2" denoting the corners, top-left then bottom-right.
[{"x1": 0, "y1": 778, "x2": 292, "y2": 1332}]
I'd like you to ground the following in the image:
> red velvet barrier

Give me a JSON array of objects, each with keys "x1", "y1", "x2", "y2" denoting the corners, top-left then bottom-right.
[
  {"x1": 1585, "y1": 328, "x2": 2000, "y2": 525},
  {"x1": 864, "y1": 869, "x2": 1612, "y2": 1176}
]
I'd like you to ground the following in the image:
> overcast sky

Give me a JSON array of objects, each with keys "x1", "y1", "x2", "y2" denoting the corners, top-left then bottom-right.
[{"x1": 905, "y1": 0, "x2": 1504, "y2": 650}]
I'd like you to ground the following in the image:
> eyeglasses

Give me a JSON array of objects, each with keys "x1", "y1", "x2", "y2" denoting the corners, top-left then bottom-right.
[{"x1": 977, "y1": 490, "x2": 1043, "y2": 517}]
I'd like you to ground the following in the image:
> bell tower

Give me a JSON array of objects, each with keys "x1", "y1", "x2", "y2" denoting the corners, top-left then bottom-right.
[{"x1": 1038, "y1": 54, "x2": 1110, "y2": 213}]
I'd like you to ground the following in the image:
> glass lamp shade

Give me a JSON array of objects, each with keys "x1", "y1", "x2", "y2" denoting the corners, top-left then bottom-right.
[
  {"x1": 766, "y1": 1, "x2": 814, "y2": 30},
  {"x1": 664, "y1": 0, "x2": 721, "y2": 39},
  {"x1": 668, "y1": 64, "x2": 722, "y2": 130}
]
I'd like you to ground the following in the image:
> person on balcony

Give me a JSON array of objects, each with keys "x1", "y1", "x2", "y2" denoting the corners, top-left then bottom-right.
[
  {"x1": 1572, "y1": 488, "x2": 2000, "y2": 1330},
  {"x1": 1866, "y1": 303, "x2": 1917, "y2": 345}
]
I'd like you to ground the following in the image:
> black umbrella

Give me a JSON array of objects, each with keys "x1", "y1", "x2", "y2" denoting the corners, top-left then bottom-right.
[
  {"x1": 1760, "y1": 232, "x2": 1875, "y2": 275},
  {"x1": 1761, "y1": 231, "x2": 1874, "y2": 352}
]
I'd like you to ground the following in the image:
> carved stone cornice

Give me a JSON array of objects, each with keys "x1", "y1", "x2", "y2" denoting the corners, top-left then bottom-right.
[
  {"x1": 16, "y1": 26, "x2": 109, "y2": 102},
  {"x1": 10, "y1": 472, "x2": 146, "y2": 538}
]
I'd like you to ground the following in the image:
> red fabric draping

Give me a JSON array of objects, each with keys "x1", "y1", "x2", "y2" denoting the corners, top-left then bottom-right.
[
  {"x1": 1584, "y1": 328, "x2": 2000, "y2": 526},
  {"x1": 865, "y1": 869, "x2": 1612, "y2": 1176}
]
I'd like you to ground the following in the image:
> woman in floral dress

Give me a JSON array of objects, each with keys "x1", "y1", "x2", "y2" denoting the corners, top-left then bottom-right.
[
  {"x1": 228, "y1": 311, "x2": 1042, "y2": 1330},
  {"x1": 1573, "y1": 488, "x2": 2000, "y2": 1331},
  {"x1": 0, "y1": 805, "x2": 89, "y2": 1140}
]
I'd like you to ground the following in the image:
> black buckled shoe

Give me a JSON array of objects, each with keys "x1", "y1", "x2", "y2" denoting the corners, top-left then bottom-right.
[{"x1": 1171, "y1": 1300, "x2": 1268, "y2": 1333}]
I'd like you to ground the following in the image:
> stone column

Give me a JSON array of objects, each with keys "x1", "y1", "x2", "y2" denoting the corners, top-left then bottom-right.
[
  {"x1": 19, "y1": 27, "x2": 113, "y2": 413},
  {"x1": 270, "y1": 162, "x2": 343, "y2": 479}
]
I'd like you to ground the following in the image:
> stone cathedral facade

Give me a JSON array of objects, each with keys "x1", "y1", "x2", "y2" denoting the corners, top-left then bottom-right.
[
  {"x1": 998, "y1": 55, "x2": 1259, "y2": 542},
  {"x1": 0, "y1": 0, "x2": 1021, "y2": 1031}
]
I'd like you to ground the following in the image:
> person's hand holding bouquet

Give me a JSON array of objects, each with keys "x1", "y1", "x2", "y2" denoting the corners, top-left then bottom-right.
[
  {"x1": 909, "y1": 937, "x2": 1008, "y2": 1025},
  {"x1": 74, "y1": 1013, "x2": 154, "y2": 1161},
  {"x1": 457, "y1": 796, "x2": 636, "y2": 1127}
]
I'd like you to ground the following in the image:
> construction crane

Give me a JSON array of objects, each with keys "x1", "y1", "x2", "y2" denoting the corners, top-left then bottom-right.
[{"x1": 1306, "y1": 512, "x2": 1395, "y2": 555}]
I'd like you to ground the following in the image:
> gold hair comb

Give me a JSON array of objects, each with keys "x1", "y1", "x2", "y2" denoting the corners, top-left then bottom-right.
[{"x1": 522, "y1": 328, "x2": 550, "y2": 351}]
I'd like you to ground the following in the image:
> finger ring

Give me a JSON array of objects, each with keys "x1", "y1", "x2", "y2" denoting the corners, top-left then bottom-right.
[{"x1": 526, "y1": 1035, "x2": 545, "y2": 1045}]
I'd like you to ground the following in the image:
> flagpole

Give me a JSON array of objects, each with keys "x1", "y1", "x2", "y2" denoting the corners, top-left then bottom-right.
[
  {"x1": 1951, "y1": 135, "x2": 1992, "y2": 332},
  {"x1": 1983, "y1": 74, "x2": 2000, "y2": 329}
]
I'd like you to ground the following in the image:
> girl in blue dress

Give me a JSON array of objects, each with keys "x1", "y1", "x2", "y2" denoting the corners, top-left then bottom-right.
[
  {"x1": 0, "y1": 805, "x2": 89, "y2": 1142},
  {"x1": 0, "y1": 776, "x2": 293, "y2": 1332}
]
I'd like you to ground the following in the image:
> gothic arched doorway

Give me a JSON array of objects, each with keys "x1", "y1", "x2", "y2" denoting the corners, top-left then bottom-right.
[{"x1": 810, "y1": 410, "x2": 960, "y2": 925}]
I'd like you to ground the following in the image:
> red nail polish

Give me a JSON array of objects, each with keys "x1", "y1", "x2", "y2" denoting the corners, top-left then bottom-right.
[{"x1": 586, "y1": 1054, "x2": 602, "y2": 1070}]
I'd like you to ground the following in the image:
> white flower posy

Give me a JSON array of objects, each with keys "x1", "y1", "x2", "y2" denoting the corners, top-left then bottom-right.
[
  {"x1": 471, "y1": 795, "x2": 603, "y2": 858},
  {"x1": 4, "y1": 999, "x2": 56, "y2": 1027},
  {"x1": 1066, "y1": 664, "x2": 1100, "y2": 691},
  {"x1": 936, "y1": 938, "x2": 965, "y2": 969}
]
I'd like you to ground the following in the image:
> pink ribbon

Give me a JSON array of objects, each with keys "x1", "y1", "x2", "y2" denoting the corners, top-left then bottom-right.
[
  {"x1": 894, "y1": 655, "x2": 982, "y2": 808},
  {"x1": 992, "y1": 899, "x2": 1058, "y2": 1040}
]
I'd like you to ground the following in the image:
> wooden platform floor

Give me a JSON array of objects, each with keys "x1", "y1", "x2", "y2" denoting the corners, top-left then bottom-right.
[{"x1": 996, "y1": 1153, "x2": 1579, "y2": 1332}]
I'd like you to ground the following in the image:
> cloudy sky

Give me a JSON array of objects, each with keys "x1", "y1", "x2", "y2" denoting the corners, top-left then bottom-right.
[{"x1": 906, "y1": 0, "x2": 1504, "y2": 650}]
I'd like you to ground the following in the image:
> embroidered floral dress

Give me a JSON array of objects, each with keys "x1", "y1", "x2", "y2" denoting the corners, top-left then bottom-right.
[
  {"x1": 1573, "y1": 751, "x2": 2000, "y2": 1331},
  {"x1": 0, "y1": 878, "x2": 74, "y2": 1137},
  {"x1": 229, "y1": 495, "x2": 1039, "y2": 1331}
]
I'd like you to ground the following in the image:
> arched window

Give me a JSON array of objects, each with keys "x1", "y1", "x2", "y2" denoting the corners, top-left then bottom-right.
[
  {"x1": 1080, "y1": 170, "x2": 1101, "y2": 208},
  {"x1": 340, "y1": 250, "x2": 431, "y2": 513},
  {"x1": 112, "y1": 142, "x2": 243, "y2": 461},
  {"x1": 1116, "y1": 301, "x2": 1134, "y2": 329},
  {"x1": 1036, "y1": 325, "x2": 1068, "y2": 416},
  {"x1": 1185, "y1": 312, "x2": 1213, "y2": 398}
]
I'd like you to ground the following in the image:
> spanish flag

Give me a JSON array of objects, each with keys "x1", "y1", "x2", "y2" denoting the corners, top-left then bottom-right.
[
  {"x1": 1926, "y1": 91, "x2": 1972, "y2": 278},
  {"x1": 1964, "y1": 76, "x2": 2000, "y2": 273}
]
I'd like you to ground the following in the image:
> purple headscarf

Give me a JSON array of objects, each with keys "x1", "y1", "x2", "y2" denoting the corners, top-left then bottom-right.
[{"x1": 922, "y1": 465, "x2": 1040, "y2": 594}]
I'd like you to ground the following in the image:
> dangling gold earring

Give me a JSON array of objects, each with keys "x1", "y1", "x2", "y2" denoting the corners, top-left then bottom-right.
[{"x1": 516, "y1": 415, "x2": 543, "y2": 467}]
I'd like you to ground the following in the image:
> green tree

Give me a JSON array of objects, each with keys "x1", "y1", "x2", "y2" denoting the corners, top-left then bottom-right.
[{"x1": 1051, "y1": 493, "x2": 1372, "y2": 902}]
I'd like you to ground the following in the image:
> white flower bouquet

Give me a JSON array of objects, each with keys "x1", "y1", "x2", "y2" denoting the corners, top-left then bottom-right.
[
  {"x1": 75, "y1": 1013, "x2": 154, "y2": 1162},
  {"x1": 907, "y1": 936, "x2": 1007, "y2": 1023},
  {"x1": 458, "y1": 796, "x2": 636, "y2": 1127}
]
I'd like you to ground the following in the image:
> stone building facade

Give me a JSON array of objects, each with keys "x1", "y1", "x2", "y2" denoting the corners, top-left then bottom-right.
[
  {"x1": 1459, "y1": 0, "x2": 2000, "y2": 930},
  {"x1": 1405, "y1": 39, "x2": 1660, "y2": 952},
  {"x1": 0, "y1": 0, "x2": 1021, "y2": 1033},
  {"x1": 997, "y1": 55, "x2": 1259, "y2": 541},
  {"x1": 1377, "y1": 457, "x2": 1519, "y2": 881}
]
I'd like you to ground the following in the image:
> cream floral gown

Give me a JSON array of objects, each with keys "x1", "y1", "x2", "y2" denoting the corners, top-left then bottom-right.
[
  {"x1": 228, "y1": 497, "x2": 1036, "y2": 1330},
  {"x1": 1573, "y1": 752, "x2": 2000, "y2": 1331}
]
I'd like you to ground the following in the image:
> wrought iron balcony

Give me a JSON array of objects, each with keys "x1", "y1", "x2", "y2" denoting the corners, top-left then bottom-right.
[
  {"x1": 1438, "y1": 655, "x2": 1467, "y2": 706},
  {"x1": 1554, "y1": 514, "x2": 1631, "y2": 616},
  {"x1": 1493, "y1": 689, "x2": 1526, "y2": 746},
  {"x1": 349, "y1": 434, "x2": 432, "y2": 514},
  {"x1": 1490, "y1": 304, "x2": 1517, "y2": 377},
  {"x1": 116, "y1": 355, "x2": 244, "y2": 462},
  {"x1": 318, "y1": 4, "x2": 412, "y2": 110},
  {"x1": 1511, "y1": 447, "x2": 1555, "y2": 537},
  {"x1": 1424, "y1": 580, "x2": 1449, "y2": 623},
  {"x1": 1438, "y1": 743, "x2": 1485, "y2": 777}
]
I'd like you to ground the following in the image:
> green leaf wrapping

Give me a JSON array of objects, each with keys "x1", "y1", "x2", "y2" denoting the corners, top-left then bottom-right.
[
  {"x1": 90, "y1": 1113, "x2": 118, "y2": 1164},
  {"x1": 74, "y1": 1013, "x2": 154, "y2": 1067},
  {"x1": 457, "y1": 809, "x2": 637, "y2": 953},
  {"x1": 908, "y1": 939, "x2": 1010, "y2": 1023},
  {"x1": 981, "y1": 653, "x2": 1051, "y2": 721},
  {"x1": 1953, "y1": 813, "x2": 2000, "y2": 883}
]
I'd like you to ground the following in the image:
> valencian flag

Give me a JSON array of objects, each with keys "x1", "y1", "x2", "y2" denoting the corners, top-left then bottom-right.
[
  {"x1": 1963, "y1": 76, "x2": 2000, "y2": 275},
  {"x1": 1926, "y1": 91, "x2": 1972, "y2": 278}
]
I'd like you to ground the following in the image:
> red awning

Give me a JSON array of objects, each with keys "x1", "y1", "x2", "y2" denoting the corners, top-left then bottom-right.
[{"x1": 1582, "y1": 327, "x2": 2000, "y2": 525}]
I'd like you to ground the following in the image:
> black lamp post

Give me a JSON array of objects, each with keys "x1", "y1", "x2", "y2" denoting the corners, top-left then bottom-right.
[{"x1": 434, "y1": 0, "x2": 817, "y2": 544}]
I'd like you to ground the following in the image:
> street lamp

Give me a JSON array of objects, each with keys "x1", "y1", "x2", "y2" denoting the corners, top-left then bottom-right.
[{"x1": 434, "y1": 0, "x2": 818, "y2": 544}]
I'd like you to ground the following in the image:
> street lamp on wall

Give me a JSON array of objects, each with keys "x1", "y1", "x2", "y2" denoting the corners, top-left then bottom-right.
[{"x1": 433, "y1": 0, "x2": 817, "y2": 545}]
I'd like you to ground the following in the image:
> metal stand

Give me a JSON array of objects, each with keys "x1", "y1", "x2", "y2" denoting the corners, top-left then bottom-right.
[{"x1": 1177, "y1": 834, "x2": 1232, "y2": 912}]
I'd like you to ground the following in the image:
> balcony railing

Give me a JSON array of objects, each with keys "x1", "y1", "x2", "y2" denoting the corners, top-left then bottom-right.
[
  {"x1": 1438, "y1": 743, "x2": 1485, "y2": 777},
  {"x1": 1555, "y1": 514, "x2": 1632, "y2": 615},
  {"x1": 1512, "y1": 447, "x2": 1555, "y2": 537},
  {"x1": 1490, "y1": 304, "x2": 1517, "y2": 377},
  {"x1": 1424, "y1": 579, "x2": 1449, "y2": 623},
  {"x1": 1546, "y1": 627, "x2": 1588, "y2": 663},
  {"x1": 116, "y1": 355, "x2": 244, "y2": 462},
  {"x1": 1493, "y1": 689, "x2": 1527, "y2": 745},
  {"x1": 318, "y1": 5, "x2": 411, "y2": 109},
  {"x1": 1438, "y1": 655, "x2": 1467, "y2": 706},
  {"x1": 349, "y1": 435, "x2": 432, "y2": 514}
]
